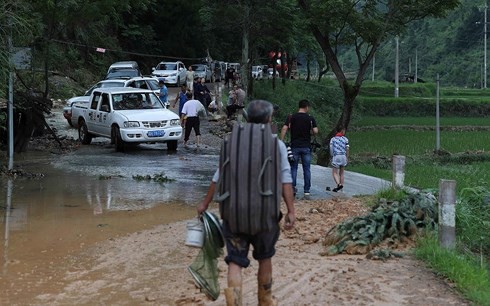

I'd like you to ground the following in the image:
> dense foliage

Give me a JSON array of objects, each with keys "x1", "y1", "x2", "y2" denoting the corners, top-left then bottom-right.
[
  {"x1": 457, "y1": 186, "x2": 490, "y2": 255},
  {"x1": 322, "y1": 191, "x2": 438, "y2": 256}
]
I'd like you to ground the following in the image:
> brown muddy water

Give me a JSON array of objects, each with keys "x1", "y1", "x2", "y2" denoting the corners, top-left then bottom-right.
[{"x1": 0, "y1": 150, "x2": 214, "y2": 304}]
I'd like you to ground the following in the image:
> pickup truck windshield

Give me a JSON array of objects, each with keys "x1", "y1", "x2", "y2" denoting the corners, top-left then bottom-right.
[
  {"x1": 112, "y1": 93, "x2": 164, "y2": 110},
  {"x1": 191, "y1": 65, "x2": 206, "y2": 72},
  {"x1": 106, "y1": 69, "x2": 140, "y2": 80}
]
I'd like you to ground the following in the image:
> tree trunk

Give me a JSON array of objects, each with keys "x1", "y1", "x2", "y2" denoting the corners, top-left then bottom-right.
[
  {"x1": 280, "y1": 50, "x2": 286, "y2": 85},
  {"x1": 316, "y1": 88, "x2": 357, "y2": 166},
  {"x1": 241, "y1": 5, "x2": 250, "y2": 95},
  {"x1": 306, "y1": 57, "x2": 311, "y2": 82},
  {"x1": 317, "y1": 68, "x2": 329, "y2": 82},
  {"x1": 272, "y1": 53, "x2": 277, "y2": 90}
]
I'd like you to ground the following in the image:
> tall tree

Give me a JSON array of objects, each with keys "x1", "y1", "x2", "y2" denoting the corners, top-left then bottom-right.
[
  {"x1": 298, "y1": 0, "x2": 460, "y2": 139},
  {"x1": 1, "y1": 1, "x2": 32, "y2": 94},
  {"x1": 202, "y1": 0, "x2": 300, "y2": 95},
  {"x1": 0, "y1": 0, "x2": 33, "y2": 133}
]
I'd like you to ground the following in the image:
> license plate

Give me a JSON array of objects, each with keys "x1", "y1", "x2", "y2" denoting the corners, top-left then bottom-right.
[{"x1": 147, "y1": 130, "x2": 165, "y2": 137}]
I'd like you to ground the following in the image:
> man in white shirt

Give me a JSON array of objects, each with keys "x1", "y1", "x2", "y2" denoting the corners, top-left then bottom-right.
[{"x1": 181, "y1": 92, "x2": 205, "y2": 147}]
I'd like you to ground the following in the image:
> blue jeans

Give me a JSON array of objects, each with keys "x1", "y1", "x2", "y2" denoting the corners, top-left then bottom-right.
[{"x1": 291, "y1": 147, "x2": 312, "y2": 193}]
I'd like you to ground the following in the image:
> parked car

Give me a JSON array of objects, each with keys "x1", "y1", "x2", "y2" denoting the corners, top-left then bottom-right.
[
  {"x1": 151, "y1": 61, "x2": 187, "y2": 86},
  {"x1": 212, "y1": 64, "x2": 222, "y2": 82},
  {"x1": 214, "y1": 61, "x2": 227, "y2": 80},
  {"x1": 107, "y1": 61, "x2": 140, "y2": 74},
  {"x1": 227, "y1": 62, "x2": 240, "y2": 72},
  {"x1": 63, "y1": 77, "x2": 162, "y2": 126},
  {"x1": 70, "y1": 87, "x2": 182, "y2": 152},
  {"x1": 105, "y1": 68, "x2": 142, "y2": 80},
  {"x1": 191, "y1": 64, "x2": 212, "y2": 82},
  {"x1": 252, "y1": 65, "x2": 264, "y2": 79},
  {"x1": 267, "y1": 68, "x2": 279, "y2": 79}
]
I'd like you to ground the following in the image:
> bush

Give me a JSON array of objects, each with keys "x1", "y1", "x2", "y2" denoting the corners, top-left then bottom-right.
[
  {"x1": 360, "y1": 81, "x2": 436, "y2": 97},
  {"x1": 358, "y1": 96, "x2": 490, "y2": 117},
  {"x1": 457, "y1": 186, "x2": 490, "y2": 256},
  {"x1": 252, "y1": 79, "x2": 345, "y2": 140}
]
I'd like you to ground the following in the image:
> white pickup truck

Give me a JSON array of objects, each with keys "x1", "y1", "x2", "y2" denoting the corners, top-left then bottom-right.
[{"x1": 70, "y1": 87, "x2": 182, "y2": 151}]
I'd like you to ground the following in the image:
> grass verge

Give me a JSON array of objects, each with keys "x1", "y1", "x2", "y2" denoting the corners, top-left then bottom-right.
[{"x1": 415, "y1": 234, "x2": 490, "y2": 306}]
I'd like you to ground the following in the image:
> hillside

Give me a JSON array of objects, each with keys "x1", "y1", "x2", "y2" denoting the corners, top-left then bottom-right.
[{"x1": 340, "y1": 0, "x2": 485, "y2": 87}]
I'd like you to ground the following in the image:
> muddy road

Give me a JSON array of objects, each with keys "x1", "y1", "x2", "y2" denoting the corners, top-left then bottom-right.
[{"x1": 0, "y1": 83, "x2": 226, "y2": 303}]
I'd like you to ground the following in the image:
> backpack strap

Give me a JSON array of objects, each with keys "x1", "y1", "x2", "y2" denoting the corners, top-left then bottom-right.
[
  {"x1": 258, "y1": 156, "x2": 273, "y2": 196},
  {"x1": 214, "y1": 157, "x2": 230, "y2": 201}
]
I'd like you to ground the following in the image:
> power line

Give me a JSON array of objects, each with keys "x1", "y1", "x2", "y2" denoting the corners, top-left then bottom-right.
[{"x1": 49, "y1": 38, "x2": 206, "y2": 61}]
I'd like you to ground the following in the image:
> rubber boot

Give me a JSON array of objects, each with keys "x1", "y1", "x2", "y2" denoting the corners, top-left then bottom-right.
[
  {"x1": 224, "y1": 287, "x2": 242, "y2": 306},
  {"x1": 258, "y1": 281, "x2": 278, "y2": 306}
]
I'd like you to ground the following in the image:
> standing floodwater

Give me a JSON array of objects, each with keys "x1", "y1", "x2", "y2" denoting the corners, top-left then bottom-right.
[{"x1": 0, "y1": 145, "x2": 219, "y2": 303}]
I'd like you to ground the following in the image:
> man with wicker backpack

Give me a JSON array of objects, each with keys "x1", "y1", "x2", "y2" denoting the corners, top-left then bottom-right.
[{"x1": 197, "y1": 99, "x2": 295, "y2": 306}]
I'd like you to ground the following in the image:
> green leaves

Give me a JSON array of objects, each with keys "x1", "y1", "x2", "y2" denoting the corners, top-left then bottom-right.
[{"x1": 322, "y1": 191, "x2": 438, "y2": 255}]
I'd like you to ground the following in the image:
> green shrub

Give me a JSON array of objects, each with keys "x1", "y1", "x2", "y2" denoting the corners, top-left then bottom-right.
[
  {"x1": 358, "y1": 96, "x2": 490, "y2": 117},
  {"x1": 457, "y1": 186, "x2": 490, "y2": 255},
  {"x1": 252, "y1": 79, "x2": 345, "y2": 139},
  {"x1": 360, "y1": 81, "x2": 436, "y2": 97}
]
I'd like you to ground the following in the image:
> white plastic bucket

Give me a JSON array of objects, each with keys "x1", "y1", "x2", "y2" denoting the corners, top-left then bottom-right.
[{"x1": 185, "y1": 220, "x2": 204, "y2": 248}]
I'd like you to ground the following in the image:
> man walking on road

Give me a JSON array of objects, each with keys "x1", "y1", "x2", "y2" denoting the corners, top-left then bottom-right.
[
  {"x1": 181, "y1": 92, "x2": 204, "y2": 148},
  {"x1": 197, "y1": 100, "x2": 295, "y2": 305},
  {"x1": 329, "y1": 127, "x2": 349, "y2": 192},
  {"x1": 280, "y1": 99, "x2": 318, "y2": 198}
]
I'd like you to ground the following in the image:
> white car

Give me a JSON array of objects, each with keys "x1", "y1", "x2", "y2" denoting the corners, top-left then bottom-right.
[
  {"x1": 63, "y1": 77, "x2": 161, "y2": 126},
  {"x1": 267, "y1": 68, "x2": 279, "y2": 79},
  {"x1": 151, "y1": 61, "x2": 187, "y2": 86},
  {"x1": 191, "y1": 64, "x2": 212, "y2": 82},
  {"x1": 252, "y1": 65, "x2": 264, "y2": 79},
  {"x1": 71, "y1": 88, "x2": 182, "y2": 152}
]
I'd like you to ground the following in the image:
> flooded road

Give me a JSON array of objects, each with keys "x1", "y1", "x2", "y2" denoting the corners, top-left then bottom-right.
[{"x1": 1, "y1": 138, "x2": 221, "y2": 303}]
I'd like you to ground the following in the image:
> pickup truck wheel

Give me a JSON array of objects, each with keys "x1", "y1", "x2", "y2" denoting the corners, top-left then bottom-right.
[
  {"x1": 167, "y1": 140, "x2": 178, "y2": 151},
  {"x1": 78, "y1": 120, "x2": 92, "y2": 144},
  {"x1": 114, "y1": 126, "x2": 126, "y2": 152},
  {"x1": 110, "y1": 126, "x2": 116, "y2": 144}
]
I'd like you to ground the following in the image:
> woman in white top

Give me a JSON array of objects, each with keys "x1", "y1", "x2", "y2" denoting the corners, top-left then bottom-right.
[{"x1": 186, "y1": 66, "x2": 195, "y2": 92}]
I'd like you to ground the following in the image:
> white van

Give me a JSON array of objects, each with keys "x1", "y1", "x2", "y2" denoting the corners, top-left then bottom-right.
[
  {"x1": 252, "y1": 65, "x2": 264, "y2": 79},
  {"x1": 227, "y1": 62, "x2": 240, "y2": 72},
  {"x1": 107, "y1": 61, "x2": 140, "y2": 74}
]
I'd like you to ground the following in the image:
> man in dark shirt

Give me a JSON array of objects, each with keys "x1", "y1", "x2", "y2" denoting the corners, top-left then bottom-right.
[
  {"x1": 225, "y1": 66, "x2": 236, "y2": 88},
  {"x1": 280, "y1": 99, "x2": 319, "y2": 198}
]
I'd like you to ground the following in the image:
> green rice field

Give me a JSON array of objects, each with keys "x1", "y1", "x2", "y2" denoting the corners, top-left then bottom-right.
[
  {"x1": 349, "y1": 130, "x2": 490, "y2": 156},
  {"x1": 354, "y1": 116, "x2": 490, "y2": 127},
  {"x1": 346, "y1": 118, "x2": 490, "y2": 191}
]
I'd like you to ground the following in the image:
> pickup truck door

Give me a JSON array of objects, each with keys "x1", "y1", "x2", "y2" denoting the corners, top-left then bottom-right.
[
  {"x1": 93, "y1": 93, "x2": 113, "y2": 137},
  {"x1": 86, "y1": 92, "x2": 101, "y2": 134}
]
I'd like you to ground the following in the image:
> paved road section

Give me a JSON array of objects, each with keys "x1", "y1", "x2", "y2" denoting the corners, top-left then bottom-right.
[{"x1": 296, "y1": 164, "x2": 391, "y2": 200}]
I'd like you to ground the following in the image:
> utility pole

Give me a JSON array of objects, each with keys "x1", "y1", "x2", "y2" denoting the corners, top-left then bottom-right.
[
  {"x1": 436, "y1": 74, "x2": 441, "y2": 151},
  {"x1": 485, "y1": 1, "x2": 488, "y2": 89},
  {"x1": 476, "y1": 2, "x2": 488, "y2": 88},
  {"x1": 8, "y1": 16, "x2": 14, "y2": 170},
  {"x1": 395, "y1": 36, "x2": 399, "y2": 98},
  {"x1": 372, "y1": 53, "x2": 375, "y2": 81},
  {"x1": 415, "y1": 48, "x2": 418, "y2": 84}
]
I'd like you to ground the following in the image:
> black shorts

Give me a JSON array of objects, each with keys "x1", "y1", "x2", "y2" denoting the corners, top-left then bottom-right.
[
  {"x1": 184, "y1": 117, "x2": 200, "y2": 141},
  {"x1": 222, "y1": 220, "x2": 280, "y2": 268}
]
